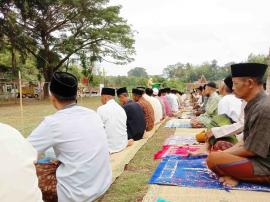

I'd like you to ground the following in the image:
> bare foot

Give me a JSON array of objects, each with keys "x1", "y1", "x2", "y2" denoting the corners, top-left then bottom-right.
[
  {"x1": 189, "y1": 145, "x2": 208, "y2": 156},
  {"x1": 127, "y1": 139, "x2": 134, "y2": 146},
  {"x1": 219, "y1": 176, "x2": 239, "y2": 187}
]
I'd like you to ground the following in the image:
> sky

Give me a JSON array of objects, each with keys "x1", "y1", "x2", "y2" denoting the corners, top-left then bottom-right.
[{"x1": 100, "y1": 0, "x2": 270, "y2": 76}]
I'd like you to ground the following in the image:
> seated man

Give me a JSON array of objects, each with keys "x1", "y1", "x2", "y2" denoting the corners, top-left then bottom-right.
[
  {"x1": 159, "y1": 88, "x2": 172, "y2": 117},
  {"x1": 207, "y1": 63, "x2": 270, "y2": 186},
  {"x1": 153, "y1": 88, "x2": 166, "y2": 120},
  {"x1": 117, "y1": 87, "x2": 146, "y2": 141},
  {"x1": 132, "y1": 88, "x2": 155, "y2": 131},
  {"x1": 166, "y1": 88, "x2": 179, "y2": 114},
  {"x1": 0, "y1": 123, "x2": 42, "y2": 202},
  {"x1": 145, "y1": 88, "x2": 163, "y2": 124},
  {"x1": 191, "y1": 82, "x2": 221, "y2": 128},
  {"x1": 97, "y1": 87, "x2": 131, "y2": 153},
  {"x1": 191, "y1": 76, "x2": 244, "y2": 155},
  {"x1": 28, "y1": 72, "x2": 112, "y2": 202}
]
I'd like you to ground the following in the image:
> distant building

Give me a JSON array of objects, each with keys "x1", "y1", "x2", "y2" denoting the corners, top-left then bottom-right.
[{"x1": 186, "y1": 75, "x2": 208, "y2": 91}]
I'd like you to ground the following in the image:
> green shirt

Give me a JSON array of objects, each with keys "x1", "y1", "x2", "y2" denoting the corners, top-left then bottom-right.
[{"x1": 198, "y1": 92, "x2": 221, "y2": 126}]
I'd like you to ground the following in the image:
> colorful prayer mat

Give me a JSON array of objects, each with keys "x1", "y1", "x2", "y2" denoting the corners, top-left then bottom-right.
[
  {"x1": 165, "y1": 119, "x2": 192, "y2": 128},
  {"x1": 154, "y1": 145, "x2": 199, "y2": 160},
  {"x1": 164, "y1": 135, "x2": 198, "y2": 146},
  {"x1": 149, "y1": 156, "x2": 270, "y2": 192}
]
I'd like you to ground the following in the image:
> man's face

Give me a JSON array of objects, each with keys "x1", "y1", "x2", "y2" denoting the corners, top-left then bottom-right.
[
  {"x1": 204, "y1": 86, "x2": 211, "y2": 96},
  {"x1": 132, "y1": 94, "x2": 139, "y2": 102},
  {"x1": 118, "y1": 94, "x2": 128, "y2": 105},
  {"x1": 232, "y1": 77, "x2": 251, "y2": 99}
]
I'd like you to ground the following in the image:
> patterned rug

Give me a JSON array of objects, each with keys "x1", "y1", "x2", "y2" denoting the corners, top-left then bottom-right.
[
  {"x1": 154, "y1": 145, "x2": 199, "y2": 160},
  {"x1": 149, "y1": 156, "x2": 270, "y2": 192}
]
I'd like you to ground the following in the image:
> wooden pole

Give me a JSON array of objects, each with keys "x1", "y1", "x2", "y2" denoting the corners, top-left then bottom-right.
[{"x1": 18, "y1": 71, "x2": 24, "y2": 134}]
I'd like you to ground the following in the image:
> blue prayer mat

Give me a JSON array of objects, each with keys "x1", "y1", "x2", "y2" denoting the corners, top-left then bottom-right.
[{"x1": 149, "y1": 156, "x2": 270, "y2": 192}]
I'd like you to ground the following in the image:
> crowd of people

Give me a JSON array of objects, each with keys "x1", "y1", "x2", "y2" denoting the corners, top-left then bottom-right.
[
  {"x1": 1, "y1": 71, "x2": 184, "y2": 202},
  {"x1": 189, "y1": 63, "x2": 270, "y2": 187},
  {"x1": 1, "y1": 62, "x2": 270, "y2": 201}
]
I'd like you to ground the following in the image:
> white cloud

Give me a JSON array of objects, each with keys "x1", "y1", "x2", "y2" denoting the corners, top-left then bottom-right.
[{"x1": 102, "y1": 0, "x2": 270, "y2": 76}]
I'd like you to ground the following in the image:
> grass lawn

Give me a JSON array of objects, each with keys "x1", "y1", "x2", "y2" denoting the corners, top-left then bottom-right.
[
  {"x1": 0, "y1": 97, "x2": 173, "y2": 201},
  {"x1": 0, "y1": 96, "x2": 102, "y2": 137},
  {"x1": 99, "y1": 126, "x2": 175, "y2": 202}
]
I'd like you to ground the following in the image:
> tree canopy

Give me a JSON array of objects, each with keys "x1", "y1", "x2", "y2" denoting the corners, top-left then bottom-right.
[{"x1": 0, "y1": 0, "x2": 135, "y2": 96}]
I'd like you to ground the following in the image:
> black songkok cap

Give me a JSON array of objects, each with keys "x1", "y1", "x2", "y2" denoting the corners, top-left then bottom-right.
[
  {"x1": 50, "y1": 72, "x2": 78, "y2": 100},
  {"x1": 159, "y1": 88, "x2": 166, "y2": 94},
  {"x1": 132, "y1": 88, "x2": 143, "y2": 96},
  {"x1": 145, "y1": 88, "x2": 153, "y2": 96},
  {"x1": 116, "y1": 87, "x2": 128, "y2": 96},
  {"x1": 101, "y1": 88, "x2": 115, "y2": 96},
  {"x1": 164, "y1": 87, "x2": 171, "y2": 93},
  {"x1": 197, "y1": 86, "x2": 203, "y2": 91},
  {"x1": 206, "y1": 82, "x2": 217, "y2": 89},
  {"x1": 224, "y1": 76, "x2": 233, "y2": 91},
  {"x1": 231, "y1": 63, "x2": 267, "y2": 78}
]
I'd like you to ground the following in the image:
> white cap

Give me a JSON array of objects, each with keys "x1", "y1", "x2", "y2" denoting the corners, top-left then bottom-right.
[{"x1": 153, "y1": 88, "x2": 159, "y2": 96}]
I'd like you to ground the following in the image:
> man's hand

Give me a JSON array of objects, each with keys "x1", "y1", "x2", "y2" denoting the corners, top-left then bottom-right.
[{"x1": 206, "y1": 129, "x2": 214, "y2": 139}]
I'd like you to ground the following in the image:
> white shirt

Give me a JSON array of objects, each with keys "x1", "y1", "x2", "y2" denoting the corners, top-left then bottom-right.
[
  {"x1": 167, "y1": 94, "x2": 179, "y2": 112},
  {"x1": 143, "y1": 94, "x2": 162, "y2": 124},
  {"x1": 0, "y1": 123, "x2": 43, "y2": 202},
  {"x1": 218, "y1": 94, "x2": 242, "y2": 122},
  {"x1": 212, "y1": 100, "x2": 246, "y2": 139},
  {"x1": 28, "y1": 106, "x2": 112, "y2": 202},
  {"x1": 97, "y1": 99, "x2": 128, "y2": 153}
]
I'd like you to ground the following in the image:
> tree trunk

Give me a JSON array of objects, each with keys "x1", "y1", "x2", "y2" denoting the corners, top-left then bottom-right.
[
  {"x1": 11, "y1": 47, "x2": 17, "y2": 77},
  {"x1": 43, "y1": 67, "x2": 54, "y2": 98}
]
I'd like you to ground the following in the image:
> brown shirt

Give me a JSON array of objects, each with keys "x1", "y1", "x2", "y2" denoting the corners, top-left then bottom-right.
[
  {"x1": 244, "y1": 91, "x2": 270, "y2": 175},
  {"x1": 138, "y1": 97, "x2": 155, "y2": 131}
]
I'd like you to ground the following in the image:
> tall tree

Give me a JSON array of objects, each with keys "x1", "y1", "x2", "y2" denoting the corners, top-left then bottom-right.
[
  {"x1": 128, "y1": 67, "x2": 148, "y2": 78},
  {"x1": 0, "y1": 0, "x2": 135, "y2": 97}
]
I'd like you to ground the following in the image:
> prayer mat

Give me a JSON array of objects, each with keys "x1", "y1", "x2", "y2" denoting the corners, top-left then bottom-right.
[
  {"x1": 164, "y1": 135, "x2": 198, "y2": 146},
  {"x1": 154, "y1": 145, "x2": 199, "y2": 160},
  {"x1": 165, "y1": 119, "x2": 192, "y2": 128},
  {"x1": 149, "y1": 156, "x2": 270, "y2": 192}
]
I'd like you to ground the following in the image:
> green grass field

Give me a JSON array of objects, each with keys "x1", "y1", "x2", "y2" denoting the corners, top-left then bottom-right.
[
  {"x1": 0, "y1": 96, "x2": 101, "y2": 137},
  {"x1": 0, "y1": 97, "x2": 172, "y2": 201}
]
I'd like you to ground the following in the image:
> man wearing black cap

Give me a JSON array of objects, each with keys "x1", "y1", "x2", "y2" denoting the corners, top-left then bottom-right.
[
  {"x1": 117, "y1": 87, "x2": 146, "y2": 141},
  {"x1": 132, "y1": 88, "x2": 155, "y2": 131},
  {"x1": 28, "y1": 72, "x2": 112, "y2": 201},
  {"x1": 191, "y1": 82, "x2": 221, "y2": 128},
  {"x1": 159, "y1": 88, "x2": 172, "y2": 117},
  {"x1": 207, "y1": 63, "x2": 270, "y2": 186},
  {"x1": 97, "y1": 87, "x2": 129, "y2": 153}
]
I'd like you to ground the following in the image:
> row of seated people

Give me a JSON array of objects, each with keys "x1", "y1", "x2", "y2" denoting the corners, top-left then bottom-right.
[
  {"x1": 188, "y1": 63, "x2": 270, "y2": 187},
  {"x1": 0, "y1": 72, "x2": 185, "y2": 202}
]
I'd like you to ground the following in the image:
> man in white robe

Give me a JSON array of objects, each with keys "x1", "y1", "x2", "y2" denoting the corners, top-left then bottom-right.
[
  {"x1": 28, "y1": 72, "x2": 112, "y2": 202},
  {"x1": 97, "y1": 87, "x2": 129, "y2": 153},
  {"x1": 0, "y1": 123, "x2": 43, "y2": 202}
]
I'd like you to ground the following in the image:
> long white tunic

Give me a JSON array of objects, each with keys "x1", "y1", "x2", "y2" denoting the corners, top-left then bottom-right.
[
  {"x1": 0, "y1": 123, "x2": 43, "y2": 202},
  {"x1": 212, "y1": 100, "x2": 246, "y2": 139},
  {"x1": 217, "y1": 94, "x2": 242, "y2": 122},
  {"x1": 28, "y1": 106, "x2": 112, "y2": 202},
  {"x1": 97, "y1": 99, "x2": 128, "y2": 153},
  {"x1": 143, "y1": 94, "x2": 162, "y2": 124},
  {"x1": 167, "y1": 94, "x2": 179, "y2": 112}
]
